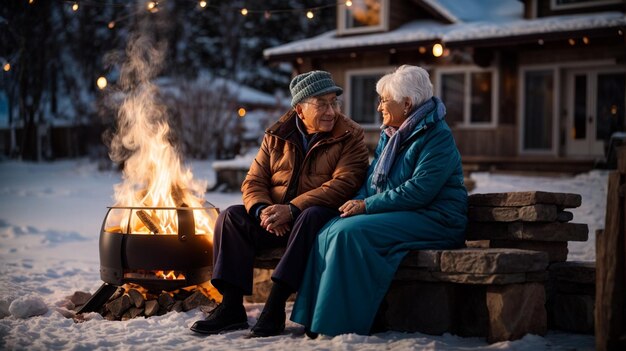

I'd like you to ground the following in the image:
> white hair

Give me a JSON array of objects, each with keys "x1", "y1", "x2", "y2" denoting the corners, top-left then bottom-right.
[{"x1": 375, "y1": 65, "x2": 433, "y2": 107}]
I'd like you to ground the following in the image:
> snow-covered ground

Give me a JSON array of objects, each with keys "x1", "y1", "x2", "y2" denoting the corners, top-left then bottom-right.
[{"x1": 0, "y1": 159, "x2": 605, "y2": 350}]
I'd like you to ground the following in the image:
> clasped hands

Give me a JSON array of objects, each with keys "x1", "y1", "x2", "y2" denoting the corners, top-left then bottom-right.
[{"x1": 260, "y1": 204, "x2": 292, "y2": 236}]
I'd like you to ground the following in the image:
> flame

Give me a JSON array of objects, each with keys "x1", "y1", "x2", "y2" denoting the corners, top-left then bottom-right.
[{"x1": 107, "y1": 34, "x2": 216, "y2": 241}]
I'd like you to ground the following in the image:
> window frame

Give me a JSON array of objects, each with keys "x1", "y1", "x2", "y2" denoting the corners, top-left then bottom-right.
[
  {"x1": 345, "y1": 66, "x2": 394, "y2": 130},
  {"x1": 518, "y1": 64, "x2": 560, "y2": 156},
  {"x1": 337, "y1": 0, "x2": 389, "y2": 36},
  {"x1": 434, "y1": 65, "x2": 499, "y2": 129},
  {"x1": 549, "y1": 0, "x2": 621, "y2": 11}
]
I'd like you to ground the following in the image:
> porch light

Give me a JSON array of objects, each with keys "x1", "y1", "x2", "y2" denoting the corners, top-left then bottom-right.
[
  {"x1": 306, "y1": 11, "x2": 314, "y2": 19},
  {"x1": 432, "y1": 43, "x2": 443, "y2": 57},
  {"x1": 97, "y1": 76, "x2": 108, "y2": 90},
  {"x1": 238, "y1": 108, "x2": 246, "y2": 117}
]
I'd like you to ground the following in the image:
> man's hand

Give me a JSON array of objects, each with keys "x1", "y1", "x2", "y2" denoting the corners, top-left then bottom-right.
[
  {"x1": 260, "y1": 204, "x2": 292, "y2": 236},
  {"x1": 339, "y1": 199, "x2": 365, "y2": 218}
]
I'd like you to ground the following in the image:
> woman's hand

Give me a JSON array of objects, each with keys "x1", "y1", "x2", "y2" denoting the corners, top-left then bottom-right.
[
  {"x1": 339, "y1": 199, "x2": 365, "y2": 218},
  {"x1": 260, "y1": 204, "x2": 292, "y2": 235}
]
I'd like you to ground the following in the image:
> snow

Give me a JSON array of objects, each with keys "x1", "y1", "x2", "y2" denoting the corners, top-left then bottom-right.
[{"x1": 0, "y1": 159, "x2": 602, "y2": 350}]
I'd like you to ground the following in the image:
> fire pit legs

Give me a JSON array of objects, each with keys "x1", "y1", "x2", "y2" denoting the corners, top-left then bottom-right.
[{"x1": 77, "y1": 283, "x2": 119, "y2": 314}]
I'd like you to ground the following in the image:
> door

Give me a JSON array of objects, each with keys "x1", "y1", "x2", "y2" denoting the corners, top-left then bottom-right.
[{"x1": 566, "y1": 68, "x2": 626, "y2": 157}]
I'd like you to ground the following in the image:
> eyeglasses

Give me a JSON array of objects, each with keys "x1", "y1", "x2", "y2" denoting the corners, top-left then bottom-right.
[
  {"x1": 378, "y1": 96, "x2": 393, "y2": 105},
  {"x1": 304, "y1": 99, "x2": 342, "y2": 111}
]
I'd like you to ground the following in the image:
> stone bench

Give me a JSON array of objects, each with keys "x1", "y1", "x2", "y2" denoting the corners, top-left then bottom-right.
[{"x1": 254, "y1": 246, "x2": 549, "y2": 343}]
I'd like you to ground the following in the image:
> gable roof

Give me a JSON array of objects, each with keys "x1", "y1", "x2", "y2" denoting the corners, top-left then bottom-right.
[{"x1": 264, "y1": 0, "x2": 625, "y2": 61}]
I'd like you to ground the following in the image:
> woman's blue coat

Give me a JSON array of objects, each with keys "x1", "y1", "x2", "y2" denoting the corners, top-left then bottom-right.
[{"x1": 291, "y1": 99, "x2": 468, "y2": 336}]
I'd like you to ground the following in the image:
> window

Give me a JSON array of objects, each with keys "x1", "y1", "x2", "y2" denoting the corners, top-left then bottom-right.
[
  {"x1": 519, "y1": 67, "x2": 558, "y2": 154},
  {"x1": 550, "y1": 0, "x2": 621, "y2": 10},
  {"x1": 337, "y1": 0, "x2": 388, "y2": 35},
  {"x1": 436, "y1": 67, "x2": 498, "y2": 128},
  {"x1": 345, "y1": 68, "x2": 390, "y2": 127}
]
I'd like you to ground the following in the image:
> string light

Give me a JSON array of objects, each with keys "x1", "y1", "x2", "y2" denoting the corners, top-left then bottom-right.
[
  {"x1": 72, "y1": 2, "x2": 79, "y2": 12},
  {"x1": 538, "y1": 39, "x2": 544, "y2": 45},
  {"x1": 241, "y1": 8, "x2": 248, "y2": 16},
  {"x1": 146, "y1": 1, "x2": 158, "y2": 12},
  {"x1": 568, "y1": 38, "x2": 575, "y2": 45},
  {"x1": 199, "y1": 0, "x2": 207, "y2": 8},
  {"x1": 346, "y1": 1, "x2": 353, "y2": 6},
  {"x1": 418, "y1": 46, "x2": 426, "y2": 54},
  {"x1": 3, "y1": 63, "x2": 10, "y2": 72},
  {"x1": 432, "y1": 43, "x2": 443, "y2": 57},
  {"x1": 582, "y1": 36, "x2": 589, "y2": 44},
  {"x1": 108, "y1": 21, "x2": 115, "y2": 29},
  {"x1": 97, "y1": 76, "x2": 108, "y2": 90},
  {"x1": 306, "y1": 10, "x2": 314, "y2": 19},
  {"x1": 28, "y1": 0, "x2": 35, "y2": 4},
  {"x1": 264, "y1": 11, "x2": 271, "y2": 19},
  {"x1": 238, "y1": 108, "x2": 246, "y2": 117}
]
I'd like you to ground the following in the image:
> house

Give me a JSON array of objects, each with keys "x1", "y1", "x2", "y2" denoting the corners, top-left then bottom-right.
[{"x1": 264, "y1": 0, "x2": 626, "y2": 173}]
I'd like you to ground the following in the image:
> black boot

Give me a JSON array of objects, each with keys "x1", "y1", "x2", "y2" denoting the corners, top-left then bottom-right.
[
  {"x1": 190, "y1": 284, "x2": 248, "y2": 335},
  {"x1": 249, "y1": 281, "x2": 292, "y2": 337}
]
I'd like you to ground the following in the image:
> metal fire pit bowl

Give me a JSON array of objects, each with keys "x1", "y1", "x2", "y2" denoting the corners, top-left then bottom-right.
[{"x1": 99, "y1": 206, "x2": 217, "y2": 291}]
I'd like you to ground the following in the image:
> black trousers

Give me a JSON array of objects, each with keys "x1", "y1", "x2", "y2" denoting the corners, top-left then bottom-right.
[{"x1": 211, "y1": 205, "x2": 339, "y2": 295}]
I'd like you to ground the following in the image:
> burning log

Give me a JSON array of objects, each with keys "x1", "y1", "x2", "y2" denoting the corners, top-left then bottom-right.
[
  {"x1": 170, "y1": 185, "x2": 185, "y2": 207},
  {"x1": 136, "y1": 210, "x2": 160, "y2": 234}
]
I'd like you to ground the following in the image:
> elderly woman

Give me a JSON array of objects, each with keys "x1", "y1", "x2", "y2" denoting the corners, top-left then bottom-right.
[{"x1": 290, "y1": 65, "x2": 468, "y2": 337}]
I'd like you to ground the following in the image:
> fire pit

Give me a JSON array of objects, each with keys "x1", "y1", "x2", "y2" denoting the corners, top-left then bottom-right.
[
  {"x1": 100, "y1": 205, "x2": 217, "y2": 291},
  {"x1": 78, "y1": 205, "x2": 218, "y2": 314}
]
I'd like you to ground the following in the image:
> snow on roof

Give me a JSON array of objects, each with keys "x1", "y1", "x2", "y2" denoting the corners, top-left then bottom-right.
[
  {"x1": 264, "y1": 5, "x2": 625, "y2": 59},
  {"x1": 428, "y1": 0, "x2": 522, "y2": 23}
]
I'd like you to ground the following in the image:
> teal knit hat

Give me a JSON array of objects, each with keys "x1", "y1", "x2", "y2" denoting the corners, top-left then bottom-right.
[{"x1": 289, "y1": 70, "x2": 343, "y2": 107}]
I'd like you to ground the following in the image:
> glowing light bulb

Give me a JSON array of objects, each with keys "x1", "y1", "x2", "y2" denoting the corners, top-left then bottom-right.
[
  {"x1": 199, "y1": 0, "x2": 207, "y2": 8},
  {"x1": 264, "y1": 11, "x2": 271, "y2": 19},
  {"x1": 147, "y1": 1, "x2": 157, "y2": 12},
  {"x1": 72, "y1": 2, "x2": 79, "y2": 11},
  {"x1": 432, "y1": 43, "x2": 443, "y2": 57},
  {"x1": 238, "y1": 108, "x2": 246, "y2": 117},
  {"x1": 3, "y1": 63, "x2": 10, "y2": 72},
  {"x1": 108, "y1": 21, "x2": 115, "y2": 29},
  {"x1": 28, "y1": 0, "x2": 35, "y2": 4},
  {"x1": 241, "y1": 8, "x2": 248, "y2": 16},
  {"x1": 418, "y1": 46, "x2": 426, "y2": 54},
  {"x1": 568, "y1": 38, "x2": 575, "y2": 46},
  {"x1": 97, "y1": 76, "x2": 108, "y2": 90},
  {"x1": 582, "y1": 36, "x2": 589, "y2": 44},
  {"x1": 306, "y1": 11, "x2": 314, "y2": 19},
  {"x1": 346, "y1": 1, "x2": 353, "y2": 6}
]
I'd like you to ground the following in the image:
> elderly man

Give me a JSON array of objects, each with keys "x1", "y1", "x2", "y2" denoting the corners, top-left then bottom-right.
[{"x1": 191, "y1": 71, "x2": 369, "y2": 337}]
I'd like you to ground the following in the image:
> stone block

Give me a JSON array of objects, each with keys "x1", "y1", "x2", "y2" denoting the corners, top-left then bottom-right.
[
  {"x1": 468, "y1": 191, "x2": 582, "y2": 208},
  {"x1": 400, "y1": 250, "x2": 441, "y2": 269},
  {"x1": 384, "y1": 281, "x2": 455, "y2": 335},
  {"x1": 490, "y1": 240, "x2": 568, "y2": 263},
  {"x1": 556, "y1": 211, "x2": 574, "y2": 222},
  {"x1": 549, "y1": 261, "x2": 595, "y2": 284},
  {"x1": 486, "y1": 282, "x2": 547, "y2": 342},
  {"x1": 440, "y1": 248, "x2": 548, "y2": 274},
  {"x1": 468, "y1": 204, "x2": 557, "y2": 222},
  {"x1": 466, "y1": 222, "x2": 589, "y2": 242},
  {"x1": 551, "y1": 294, "x2": 595, "y2": 334}
]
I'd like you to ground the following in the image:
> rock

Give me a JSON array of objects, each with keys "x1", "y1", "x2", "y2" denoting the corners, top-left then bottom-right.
[
  {"x1": 106, "y1": 295, "x2": 131, "y2": 318},
  {"x1": 69, "y1": 291, "x2": 92, "y2": 307},
  {"x1": 556, "y1": 211, "x2": 574, "y2": 222},
  {"x1": 490, "y1": 240, "x2": 568, "y2": 263},
  {"x1": 400, "y1": 250, "x2": 441, "y2": 269},
  {"x1": 182, "y1": 291, "x2": 212, "y2": 311},
  {"x1": 549, "y1": 261, "x2": 595, "y2": 284}
]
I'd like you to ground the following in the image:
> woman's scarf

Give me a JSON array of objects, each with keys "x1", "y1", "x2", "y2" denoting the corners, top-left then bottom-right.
[{"x1": 370, "y1": 96, "x2": 446, "y2": 193}]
